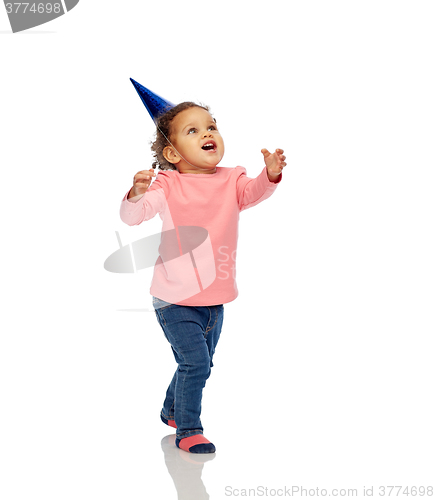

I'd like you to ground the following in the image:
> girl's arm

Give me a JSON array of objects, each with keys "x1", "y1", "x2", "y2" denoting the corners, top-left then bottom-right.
[{"x1": 236, "y1": 148, "x2": 285, "y2": 211}]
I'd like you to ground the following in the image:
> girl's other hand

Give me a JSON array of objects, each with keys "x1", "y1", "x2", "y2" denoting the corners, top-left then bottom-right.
[
  {"x1": 261, "y1": 148, "x2": 286, "y2": 181},
  {"x1": 130, "y1": 169, "x2": 156, "y2": 198}
]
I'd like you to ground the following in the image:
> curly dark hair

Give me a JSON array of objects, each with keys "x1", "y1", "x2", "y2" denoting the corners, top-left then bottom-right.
[{"x1": 150, "y1": 102, "x2": 211, "y2": 171}]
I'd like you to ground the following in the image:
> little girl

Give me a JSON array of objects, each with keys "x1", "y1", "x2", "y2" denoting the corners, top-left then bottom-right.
[{"x1": 120, "y1": 99, "x2": 285, "y2": 454}]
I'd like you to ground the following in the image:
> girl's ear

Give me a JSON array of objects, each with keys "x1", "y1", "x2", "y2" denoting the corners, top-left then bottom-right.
[{"x1": 163, "y1": 146, "x2": 181, "y2": 165}]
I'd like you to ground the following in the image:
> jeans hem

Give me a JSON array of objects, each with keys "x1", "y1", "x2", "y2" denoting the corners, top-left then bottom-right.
[
  {"x1": 161, "y1": 410, "x2": 175, "y2": 420},
  {"x1": 176, "y1": 429, "x2": 204, "y2": 440}
]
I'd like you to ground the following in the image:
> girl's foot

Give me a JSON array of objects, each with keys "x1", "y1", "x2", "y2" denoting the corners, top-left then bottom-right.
[
  {"x1": 176, "y1": 434, "x2": 216, "y2": 454},
  {"x1": 161, "y1": 415, "x2": 177, "y2": 429}
]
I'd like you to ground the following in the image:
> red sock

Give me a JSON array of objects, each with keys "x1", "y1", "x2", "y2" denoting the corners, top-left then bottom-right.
[{"x1": 176, "y1": 434, "x2": 216, "y2": 454}]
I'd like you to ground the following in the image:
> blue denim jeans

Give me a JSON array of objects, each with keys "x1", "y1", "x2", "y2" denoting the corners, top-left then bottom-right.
[{"x1": 153, "y1": 296, "x2": 224, "y2": 440}]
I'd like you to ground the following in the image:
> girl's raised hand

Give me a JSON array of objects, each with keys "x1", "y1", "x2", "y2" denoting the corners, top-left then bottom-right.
[
  {"x1": 131, "y1": 169, "x2": 156, "y2": 197},
  {"x1": 261, "y1": 148, "x2": 286, "y2": 180}
]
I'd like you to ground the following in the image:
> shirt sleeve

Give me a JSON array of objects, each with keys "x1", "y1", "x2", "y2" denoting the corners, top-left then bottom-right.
[
  {"x1": 235, "y1": 166, "x2": 282, "y2": 212},
  {"x1": 120, "y1": 170, "x2": 171, "y2": 226}
]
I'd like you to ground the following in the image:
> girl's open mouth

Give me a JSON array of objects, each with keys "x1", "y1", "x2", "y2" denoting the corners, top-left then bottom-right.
[{"x1": 201, "y1": 141, "x2": 217, "y2": 152}]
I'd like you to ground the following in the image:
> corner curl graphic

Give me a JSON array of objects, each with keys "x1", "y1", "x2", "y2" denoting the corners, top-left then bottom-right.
[{"x1": 104, "y1": 225, "x2": 216, "y2": 306}]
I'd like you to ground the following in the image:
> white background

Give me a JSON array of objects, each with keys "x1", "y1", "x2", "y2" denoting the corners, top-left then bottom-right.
[{"x1": 1, "y1": 1, "x2": 434, "y2": 498}]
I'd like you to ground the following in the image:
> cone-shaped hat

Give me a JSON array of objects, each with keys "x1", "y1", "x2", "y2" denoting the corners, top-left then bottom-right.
[{"x1": 130, "y1": 78, "x2": 174, "y2": 124}]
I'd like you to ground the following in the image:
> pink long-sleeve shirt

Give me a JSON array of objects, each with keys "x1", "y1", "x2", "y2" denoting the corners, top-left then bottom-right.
[{"x1": 120, "y1": 166, "x2": 281, "y2": 306}]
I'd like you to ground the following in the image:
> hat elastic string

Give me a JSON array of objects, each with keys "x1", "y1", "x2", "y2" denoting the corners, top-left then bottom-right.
[{"x1": 156, "y1": 124, "x2": 199, "y2": 170}]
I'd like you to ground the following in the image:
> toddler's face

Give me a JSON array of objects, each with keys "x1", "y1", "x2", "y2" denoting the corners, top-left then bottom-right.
[{"x1": 165, "y1": 107, "x2": 225, "y2": 174}]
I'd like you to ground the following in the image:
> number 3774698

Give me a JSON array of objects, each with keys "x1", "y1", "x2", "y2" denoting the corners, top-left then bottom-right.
[{"x1": 5, "y1": 3, "x2": 62, "y2": 14}]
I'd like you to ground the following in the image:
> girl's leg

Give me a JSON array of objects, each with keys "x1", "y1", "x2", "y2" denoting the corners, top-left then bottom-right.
[
  {"x1": 160, "y1": 304, "x2": 224, "y2": 429},
  {"x1": 154, "y1": 301, "x2": 224, "y2": 449}
]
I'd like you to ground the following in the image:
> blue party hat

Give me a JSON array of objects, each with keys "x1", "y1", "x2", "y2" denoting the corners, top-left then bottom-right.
[{"x1": 130, "y1": 78, "x2": 174, "y2": 124}]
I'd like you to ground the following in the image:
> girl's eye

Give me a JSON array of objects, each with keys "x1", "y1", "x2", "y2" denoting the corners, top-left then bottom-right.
[
  {"x1": 188, "y1": 128, "x2": 197, "y2": 134},
  {"x1": 208, "y1": 125, "x2": 216, "y2": 131}
]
